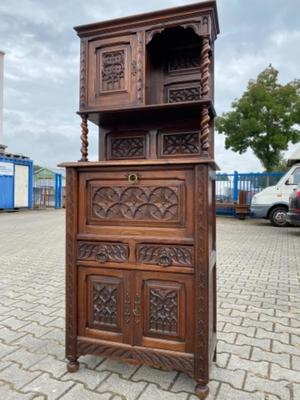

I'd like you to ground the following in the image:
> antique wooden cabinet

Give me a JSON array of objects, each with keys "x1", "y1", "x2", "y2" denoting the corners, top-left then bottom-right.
[{"x1": 60, "y1": 2, "x2": 219, "y2": 399}]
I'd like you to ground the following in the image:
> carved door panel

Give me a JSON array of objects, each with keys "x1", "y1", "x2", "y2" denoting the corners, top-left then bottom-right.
[
  {"x1": 87, "y1": 35, "x2": 139, "y2": 108},
  {"x1": 78, "y1": 267, "x2": 132, "y2": 344},
  {"x1": 78, "y1": 167, "x2": 194, "y2": 239},
  {"x1": 133, "y1": 271, "x2": 194, "y2": 353}
]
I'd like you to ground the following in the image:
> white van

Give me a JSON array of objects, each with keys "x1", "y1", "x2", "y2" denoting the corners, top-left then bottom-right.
[{"x1": 251, "y1": 147, "x2": 300, "y2": 226}]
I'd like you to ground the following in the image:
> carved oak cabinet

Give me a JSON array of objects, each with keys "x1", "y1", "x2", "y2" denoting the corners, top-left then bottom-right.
[{"x1": 60, "y1": 2, "x2": 219, "y2": 399}]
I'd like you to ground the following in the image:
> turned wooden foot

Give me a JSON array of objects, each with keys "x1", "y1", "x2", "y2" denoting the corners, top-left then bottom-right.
[
  {"x1": 67, "y1": 360, "x2": 79, "y2": 372},
  {"x1": 195, "y1": 384, "x2": 209, "y2": 400}
]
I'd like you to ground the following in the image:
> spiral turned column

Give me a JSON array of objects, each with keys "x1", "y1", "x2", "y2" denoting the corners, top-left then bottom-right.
[
  {"x1": 80, "y1": 113, "x2": 88, "y2": 162},
  {"x1": 200, "y1": 107, "x2": 210, "y2": 155},
  {"x1": 200, "y1": 36, "x2": 211, "y2": 98},
  {"x1": 200, "y1": 36, "x2": 211, "y2": 155}
]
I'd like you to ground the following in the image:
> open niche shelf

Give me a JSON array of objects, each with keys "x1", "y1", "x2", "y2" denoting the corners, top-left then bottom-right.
[{"x1": 146, "y1": 26, "x2": 202, "y2": 105}]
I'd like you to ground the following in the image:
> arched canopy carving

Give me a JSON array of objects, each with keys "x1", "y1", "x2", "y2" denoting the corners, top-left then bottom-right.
[{"x1": 145, "y1": 15, "x2": 211, "y2": 45}]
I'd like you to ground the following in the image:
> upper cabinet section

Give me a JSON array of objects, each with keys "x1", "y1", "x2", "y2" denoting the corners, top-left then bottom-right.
[
  {"x1": 75, "y1": 1, "x2": 219, "y2": 112},
  {"x1": 83, "y1": 34, "x2": 142, "y2": 109}
]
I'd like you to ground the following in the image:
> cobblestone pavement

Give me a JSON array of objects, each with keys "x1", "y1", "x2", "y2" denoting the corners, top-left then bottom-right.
[{"x1": 0, "y1": 210, "x2": 299, "y2": 400}]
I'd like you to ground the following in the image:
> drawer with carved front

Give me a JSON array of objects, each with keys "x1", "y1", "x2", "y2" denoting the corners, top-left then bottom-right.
[
  {"x1": 136, "y1": 243, "x2": 194, "y2": 268},
  {"x1": 78, "y1": 241, "x2": 129, "y2": 265}
]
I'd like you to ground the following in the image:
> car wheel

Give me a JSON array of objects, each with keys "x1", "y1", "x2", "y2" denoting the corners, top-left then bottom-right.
[{"x1": 270, "y1": 207, "x2": 288, "y2": 227}]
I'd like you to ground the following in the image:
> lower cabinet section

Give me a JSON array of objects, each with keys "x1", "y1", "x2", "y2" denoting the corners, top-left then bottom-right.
[{"x1": 78, "y1": 267, "x2": 194, "y2": 353}]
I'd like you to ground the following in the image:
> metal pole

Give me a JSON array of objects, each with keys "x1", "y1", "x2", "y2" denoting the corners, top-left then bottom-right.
[
  {"x1": 55, "y1": 173, "x2": 62, "y2": 209},
  {"x1": 233, "y1": 171, "x2": 239, "y2": 202}
]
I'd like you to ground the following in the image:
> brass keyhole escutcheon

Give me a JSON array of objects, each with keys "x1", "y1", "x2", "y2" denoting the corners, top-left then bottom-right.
[{"x1": 128, "y1": 173, "x2": 139, "y2": 184}]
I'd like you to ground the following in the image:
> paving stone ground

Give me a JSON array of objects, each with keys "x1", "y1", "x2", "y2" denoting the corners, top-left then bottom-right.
[{"x1": 0, "y1": 210, "x2": 299, "y2": 400}]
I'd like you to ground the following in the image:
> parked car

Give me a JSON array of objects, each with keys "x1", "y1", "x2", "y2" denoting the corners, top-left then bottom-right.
[
  {"x1": 251, "y1": 147, "x2": 300, "y2": 227},
  {"x1": 287, "y1": 184, "x2": 300, "y2": 226}
]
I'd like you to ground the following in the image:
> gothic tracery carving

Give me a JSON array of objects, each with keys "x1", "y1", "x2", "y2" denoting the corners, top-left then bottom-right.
[
  {"x1": 162, "y1": 132, "x2": 200, "y2": 155},
  {"x1": 101, "y1": 50, "x2": 125, "y2": 91},
  {"x1": 168, "y1": 49, "x2": 200, "y2": 72},
  {"x1": 149, "y1": 288, "x2": 178, "y2": 334},
  {"x1": 93, "y1": 283, "x2": 118, "y2": 327},
  {"x1": 92, "y1": 186, "x2": 179, "y2": 221},
  {"x1": 110, "y1": 136, "x2": 145, "y2": 159},
  {"x1": 168, "y1": 86, "x2": 201, "y2": 103}
]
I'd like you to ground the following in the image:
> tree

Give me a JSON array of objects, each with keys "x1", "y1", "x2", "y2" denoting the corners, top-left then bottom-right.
[{"x1": 216, "y1": 65, "x2": 300, "y2": 171}]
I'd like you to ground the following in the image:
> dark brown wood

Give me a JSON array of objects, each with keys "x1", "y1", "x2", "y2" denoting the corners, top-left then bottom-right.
[
  {"x1": 235, "y1": 190, "x2": 250, "y2": 219},
  {"x1": 80, "y1": 114, "x2": 89, "y2": 161},
  {"x1": 63, "y1": 3, "x2": 219, "y2": 399},
  {"x1": 200, "y1": 107, "x2": 210, "y2": 154},
  {"x1": 200, "y1": 36, "x2": 211, "y2": 98},
  {"x1": 65, "y1": 168, "x2": 79, "y2": 370}
]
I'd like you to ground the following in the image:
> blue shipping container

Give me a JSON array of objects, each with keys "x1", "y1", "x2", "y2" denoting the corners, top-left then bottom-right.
[
  {"x1": 0, "y1": 156, "x2": 33, "y2": 210},
  {"x1": 0, "y1": 174, "x2": 14, "y2": 208}
]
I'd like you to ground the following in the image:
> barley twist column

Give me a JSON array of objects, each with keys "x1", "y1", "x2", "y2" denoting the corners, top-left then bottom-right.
[
  {"x1": 200, "y1": 36, "x2": 211, "y2": 155},
  {"x1": 200, "y1": 36, "x2": 211, "y2": 98},
  {"x1": 200, "y1": 107, "x2": 210, "y2": 155},
  {"x1": 80, "y1": 113, "x2": 88, "y2": 162}
]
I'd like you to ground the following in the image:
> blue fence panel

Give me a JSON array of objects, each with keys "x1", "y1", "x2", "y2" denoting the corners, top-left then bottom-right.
[
  {"x1": 34, "y1": 177, "x2": 55, "y2": 208},
  {"x1": 216, "y1": 173, "x2": 234, "y2": 203},
  {"x1": 237, "y1": 172, "x2": 283, "y2": 204},
  {"x1": 34, "y1": 171, "x2": 63, "y2": 209}
]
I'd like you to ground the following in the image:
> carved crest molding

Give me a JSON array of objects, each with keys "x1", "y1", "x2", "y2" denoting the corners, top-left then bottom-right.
[{"x1": 145, "y1": 15, "x2": 212, "y2": 45}]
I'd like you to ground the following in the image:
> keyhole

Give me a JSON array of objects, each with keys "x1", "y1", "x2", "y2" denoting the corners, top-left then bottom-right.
[{"x1": 128, "y1": 173, "x2": 139, "y2": 184}]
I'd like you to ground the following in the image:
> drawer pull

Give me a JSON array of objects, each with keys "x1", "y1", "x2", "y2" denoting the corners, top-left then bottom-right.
[
  {"x1": 95, "y1": 251, "x2": 109, "y2": 263},
  {"x1": 158, "y1": 255, "x2": 172, "y2": 267},
  {"x1": 127, "y1": 173, "x2": 139, "y2": 184}
]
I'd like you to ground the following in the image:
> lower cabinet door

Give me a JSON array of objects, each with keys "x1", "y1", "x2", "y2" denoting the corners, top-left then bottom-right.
[
  {"x1": 133, "y1": 271, "x2": 194, "y2": 353},
  {"x1": 78, "y1": 267, "x2": 132, "y2": 344}
]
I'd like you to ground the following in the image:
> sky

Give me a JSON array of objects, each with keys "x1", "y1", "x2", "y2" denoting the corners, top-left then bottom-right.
[{"x1": 0, "y1": 0, "x2": 299, "y2": 172}]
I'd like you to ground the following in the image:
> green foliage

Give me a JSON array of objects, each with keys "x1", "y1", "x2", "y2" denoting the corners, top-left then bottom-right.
[
  {"x1": 269, "y1": 156, "x2": 289, "y2": 173},
  {"x1": 216, "y1": 65, "x2": 300, "y2": 171}
]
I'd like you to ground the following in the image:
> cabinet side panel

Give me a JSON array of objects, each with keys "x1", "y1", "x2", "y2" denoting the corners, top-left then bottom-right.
[
  {"x1": 208, "y1": 167, "x2": 217, "y2": 362},
  {"x1": 65, "y1": 168, "x2": 79, "y2": 362},
  {"x1": 194, "y1": 164, "x2": 209, "y2": 383}
]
